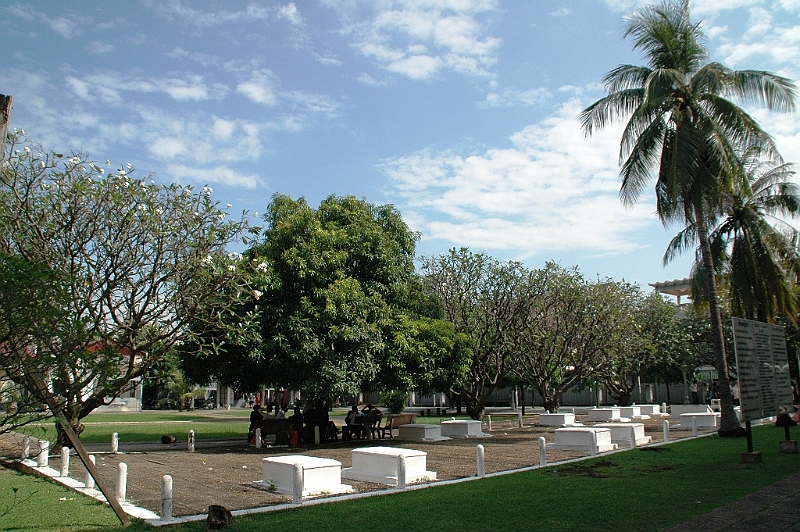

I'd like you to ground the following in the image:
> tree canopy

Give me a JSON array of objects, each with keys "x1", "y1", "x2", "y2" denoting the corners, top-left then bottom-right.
[
  {"x1": 0, "y1": 132, "x2": 249, "y2": 445},
  {"x1": 181, "y1": 194, "x2": 468, "y2": 401}
]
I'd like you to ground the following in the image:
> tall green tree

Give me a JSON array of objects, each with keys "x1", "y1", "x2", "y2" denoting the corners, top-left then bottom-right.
[
  {"x1": 182, "y1": 195, "x2": 465, "y2": 401},
  {"x1": 0, "y1": 133, "x2": 249, "y2": 447},
  {"x1": 581, "y1": 0, "x2": 796, "y2": 434},
  {"x1": 671, "y1": 151, "x2": 800, "y2": 323}
]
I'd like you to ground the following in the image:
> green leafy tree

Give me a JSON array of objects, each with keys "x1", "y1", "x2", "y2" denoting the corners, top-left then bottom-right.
[
  {"x1": 0, "y1": 133, "x2": 249, "y2": 447},
  {"x1": 181, "y1": 194, "x2": 464, "y2": 402},
  {"x1": 421, "y1": 248, "x2": 539, "y2": 419},
  {"x1": 581, "y1": 0, "x2": 796, "y2": 434}
]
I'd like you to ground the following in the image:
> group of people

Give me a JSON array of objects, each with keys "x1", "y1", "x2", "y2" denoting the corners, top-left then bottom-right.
[
  {"x1": 342, "y1": 403, "x2": 382, "y2": 441},
  {"x1": 247, "y1": 400, "x2": 383, "y2": 446}
]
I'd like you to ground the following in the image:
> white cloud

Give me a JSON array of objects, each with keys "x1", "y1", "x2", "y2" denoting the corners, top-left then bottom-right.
[
  {"x1": 165, "y1": 164, "x2": 261, "y2": 189},
  {"x1": 86, "y1": 41, "x2": 114, "y2": 54},
  {"x1": 331, "y1": 0, "x2": 502, "y2": 80},
  {"x1": 65, "y1": 71, "x2": 227, "y2": 103},
  {"x1": 484, "y1": 87, "x2": 552, "y2": 107},
  {"x1": 237, "y1": 70, "x2": 280, "y2": 106},
  {"x1": 382, "y1": 99, "x2": 655, "y2": 258},
  {"x1": 278, "y1": 3, "x2": 304, "y2": 26}
]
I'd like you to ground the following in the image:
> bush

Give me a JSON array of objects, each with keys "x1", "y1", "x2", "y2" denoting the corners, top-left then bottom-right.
[{"x1": 379, "y1": 390, "x2": 408, "y2": 413}]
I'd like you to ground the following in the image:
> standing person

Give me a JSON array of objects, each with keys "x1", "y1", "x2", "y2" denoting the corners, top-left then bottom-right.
[
  {"x1": 248, "y1": 404, "x2": 262, "y2": 443},
  {"x1": 690, "y1": 381, "x2": 699, "y2": 405},
  {"x1": 732, "y1": 381, "x2": 740, "y2": 406}
]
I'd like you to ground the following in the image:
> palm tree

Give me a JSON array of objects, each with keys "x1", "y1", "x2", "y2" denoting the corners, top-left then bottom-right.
[
  {"x1": 669, "y1": 151, "x2": 800, "y2": 323},
  {"x1": 580, "y1": 0, "x2": 796, "y2": 434}
]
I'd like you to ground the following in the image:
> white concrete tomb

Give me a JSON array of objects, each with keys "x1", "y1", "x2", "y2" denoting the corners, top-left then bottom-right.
[
  {"x1": 398, "y1": 423, "x2": 450, "y2": 441},
  {"x1": 586, "y1": 408, "x2": 623, "y2": 422},
  {"x1": 618, "y1": 406, "x2": 649, "y2": 420},
  {"x1": 595, "y1": 422, "x2": 652, "y2": 446},
  {"x1": 341, "y1": 446, "x2": 436, "y2": 485},
  {"x1": 637, "y1": 404, "x2": 666, "y2": 416},
  {"x1": 679, "y1": 412, "x2": 720, "y2": 429},
  {"x1": 538, "y1": 413, "x2": 576, "y2": 427},
  {"x1": 261, "y1": 455, "x2": 352, "y2": 497},
  {"x1": 440, "y1": 420, "x2": 485, "y2": 438},
  {"x1": 553, "y1": 427, "x2": 618, "y2": 452}
]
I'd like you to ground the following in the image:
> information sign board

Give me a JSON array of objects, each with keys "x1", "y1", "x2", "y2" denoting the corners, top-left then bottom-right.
[{"x1": 731, "y1": 317, "x2": 794, "y2": 423}]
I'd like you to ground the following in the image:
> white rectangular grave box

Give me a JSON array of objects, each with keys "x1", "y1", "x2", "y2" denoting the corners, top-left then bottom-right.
[
  {"x1": 342, "y1": 446, "x2": 436, "y2": 485},
  {"x1": 553, "y1": 427, "x2": 617, "y2": 452},
  {"x1": 637, "y1": 404, "x2": 663, "y2": 416},
  {"x1": 440, "y1": 420, "x2": 483, "y2": 438},
  {"x1": 595, "y1": 422, "x2": 651, "y2": 446},
  {"x1": 262, "y1": 455, "x2": 351, "y2": 497},
  {"x1": 679, "y1": 412, "x2": 720, "y2": 429},
  {"x1": 618, "y1": 406, "x2": 642, "y2": 419},
  {"x1": 539, "y1": 413, "x2": 575, "y2": 427},
  {"x1": 586, "y1": 408, "x2": 621, "y2": 422},
  {"x1": 399, "y1": 423, "x2": 446, "y2": 441}
]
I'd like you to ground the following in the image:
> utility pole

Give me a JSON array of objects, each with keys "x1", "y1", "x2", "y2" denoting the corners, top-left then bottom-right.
[{"x1": 0, "y1": 94, "x2": 11, "y2": 164}]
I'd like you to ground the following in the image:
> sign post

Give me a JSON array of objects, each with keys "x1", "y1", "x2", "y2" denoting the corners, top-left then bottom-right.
[{"x1": 732, "y1": 317, "x2": 795, "y2": 461}]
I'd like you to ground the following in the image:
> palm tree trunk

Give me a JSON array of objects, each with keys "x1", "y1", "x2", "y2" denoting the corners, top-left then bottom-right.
[{"x1": 695, "y1": 204, "x2": 742, "y2": 435}]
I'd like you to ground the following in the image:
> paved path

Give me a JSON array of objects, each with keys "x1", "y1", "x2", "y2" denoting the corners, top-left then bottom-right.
[{"x1": 665, "y1": 472, "x2": 800, "y2": 531}]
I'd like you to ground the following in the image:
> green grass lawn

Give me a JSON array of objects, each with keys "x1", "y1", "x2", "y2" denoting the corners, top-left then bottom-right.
[{"x1": 2, "y1": 424, "x2": 798, "y2": 532}]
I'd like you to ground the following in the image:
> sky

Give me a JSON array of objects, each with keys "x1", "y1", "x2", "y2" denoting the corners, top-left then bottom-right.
[{"x1": 2, "y1": 0, "x2": 799, "y2": 291}]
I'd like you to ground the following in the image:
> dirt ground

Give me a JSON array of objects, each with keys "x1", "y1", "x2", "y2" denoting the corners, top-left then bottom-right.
[{"x1": 1, "y1": 413, "x2": 706, "y2": 518}]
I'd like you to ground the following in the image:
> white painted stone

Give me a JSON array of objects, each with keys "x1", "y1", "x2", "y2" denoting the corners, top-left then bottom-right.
[
  {"x1": 398, "y1": 423, "x2": 450, "y2": 441},
  {"x1": 538, "y1": 413, "x2": 576, "y2": 427},
  {"x1": 261, "y1": 455, "x2": 352, "y2": 498},
  {"x1": 679, "y1": 412, "x2": 719, "y2": 429},
  {"x1": 553, "y1": 427, "x2": 617, "y2": 452},
  {"x1": 440, "y1": 420, "x2": 485, "y2": 438},
  {"x1": 586, "y1": 408, "x2": 622, "y2": 422},
  {"x1": 341, "y1": 446, "x2": 436, "y2": 486},
  {"x1": 595, "y1": 422, "x2": 651, "y2": 446}
]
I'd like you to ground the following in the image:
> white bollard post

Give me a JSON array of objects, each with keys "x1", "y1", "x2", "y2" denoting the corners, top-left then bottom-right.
[
  {"x1": 397, "y1": 454, "x2": 407, "y2": 489},
  {"x1": 487, "y1": 414, "x2": 492, "y2": 431},
  {"x1": 188, "y1": 430, "x2": 196, "y2": 452},
  {"x1": 314, "y1": 426, "x2": 320, "y2": 445},
  {"x1": 254, "y1": 428, "x2": 261, "y2": 449},
  {"x1": 36, "y1": 440, "x2": 49, "y2": 467},
  {"x1": 661, "y1": 402, "x2": 667, "y2": 415},
  {"x1": 518, "y1": 411, "x2": 523, "y2": 428},
  {"x1": 539, "y1": 436, "x2": 547, "y2": 466},
  {"x1": 629, "y1": 425, "x2": 637, "y2": 449},
  {"x1": 476, "y1": 445, "x2": 485, "y2": 478},
  {"x1": 589, "y1": 431, "x2": 597, "y2": 458},
  {"x1": 161, "y1": 474, "x2": 173, "y2": 520},
  {"x1": 292, "y1": 463, "x2": 303, "y2": 504},
  {"x1": 85, "y1": 455, "x2": 96, "y2": 490},
  {"x1": 60, "y1": 447, "x2": 70, "y2": 477},
  {"x1": 21, "y1": 436, "x2": 30, "y2": 460},
  {"x1": 116, "y1": 462, "x2": 127, "y2": 502},
  {"x1": 691, "y1": 416, "x2": 698, "y2": 437},
  {"x1": 111, "y1": 432, "x2": 119, "y2": 454},
  {"x1": 663, "y1": 420, "x2": 670, "y2": 442}
]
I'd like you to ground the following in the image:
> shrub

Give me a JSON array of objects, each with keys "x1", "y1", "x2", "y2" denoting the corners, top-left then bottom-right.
[{"x1": 379, "y1": 390, "x2": 408, "y2": 413}]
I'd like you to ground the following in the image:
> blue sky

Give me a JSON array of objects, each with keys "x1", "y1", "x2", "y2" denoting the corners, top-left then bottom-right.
[{"x1": 2, "y1": 1, "x2": 799, "y2": 290}]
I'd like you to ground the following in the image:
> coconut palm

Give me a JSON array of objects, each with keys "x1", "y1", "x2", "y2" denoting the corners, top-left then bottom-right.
[
  {"x1": 580, "y1": 0, "x2": 796, "y2": 434},
  {"x1": 669, "y1": 151, "x2": 800, "y2": 323}
]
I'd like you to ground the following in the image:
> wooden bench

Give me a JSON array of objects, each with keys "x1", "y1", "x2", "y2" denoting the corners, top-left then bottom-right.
[
  {"x1": 254, "y1": 418, "x2": 292, "y2": 438},
  {"x1": 377, "y1": 412, "x2": 418, "y2": 439}
]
